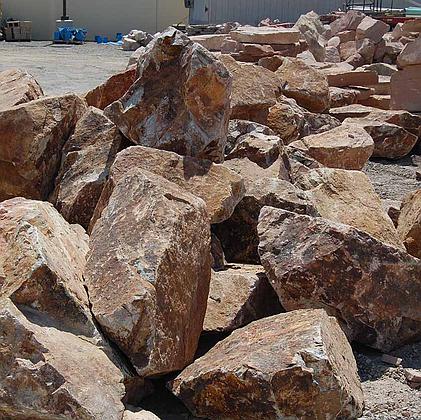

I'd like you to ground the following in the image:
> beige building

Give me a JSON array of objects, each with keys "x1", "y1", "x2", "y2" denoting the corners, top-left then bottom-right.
[{"x1": 2, "y1": 0, "x2": 188, "y2": 40}]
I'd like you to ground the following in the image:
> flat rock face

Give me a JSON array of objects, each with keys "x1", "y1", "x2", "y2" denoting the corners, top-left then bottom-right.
[
  {"x1": 84, "y1": 166, "x2": 211, "y2": 377},
  {"x1": 276, "y1": 58, "x2": 330, "y2": 113},
  {"x1": 0, "y1": 68, "x2": 43, "y2": 111},
  {"x1": 85, "y1": 67, "x2": 137, "y2": 110},
  {"x1": 103, "y1": 146, "x2": 245, "y2": 225},
  {"x1": 391, "y1": 64, "x2": 421, "y2": 113},
  {"x1": 0, "y1": 94, "x2": 87, "y2": 201},
  {"x1": 219, "y1": 54, "x2": 280, "y2": 124},
  {"x1": 51, "y1": 107, "x2": 123, "y2": 230},
  {"x1": 230, "y1": 26, "x2": 300, "y2": 45},
  {"x1": 296, "y1": 168, "x2": 404, "y2": 250},
  {"x1": 0, "y1": 299, "x2": 125, "y2": 420},
  {"x1": 356, "y1": 16, "x2": 390, "y2": 43},
  {"x1": 397, "y1": 189, "x2": 421, "y2": 259},
  {"x1": 322, "y1": 68, "x2": 378, "y2": 87},
  {"x1": 105, "y1": 28, "x2": 232, "y2": 163},
  {"x1": 289, "y1": 123, "x2": 374, "y2": 170},
  {"x1": 171, "y1": 309, "x2": 364, "y2": 419},
  {"x1": 203, "y1": 264, "x2": 282, "y2": 333},
  {"x1": 330, "y1": 11, "x2": 365, "y2": 35},
  {"x1": 0, "y1": 198, "x2": 97, "y2": 339},
  {"x1": 258, "y1": 208, "x2": 421, "y2": 350}
]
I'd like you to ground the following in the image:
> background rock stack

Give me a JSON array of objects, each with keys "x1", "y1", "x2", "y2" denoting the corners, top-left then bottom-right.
[{"x1": 0, "y1": 12, "x2": 420, "y2": 420}]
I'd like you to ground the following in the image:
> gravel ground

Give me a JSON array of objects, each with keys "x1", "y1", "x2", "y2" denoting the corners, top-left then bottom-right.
[{"x1": 0, "y1": 41, "x2": 132, "y2": 96}]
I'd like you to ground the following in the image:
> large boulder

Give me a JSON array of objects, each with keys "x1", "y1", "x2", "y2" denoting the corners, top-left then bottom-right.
[
  {"x1": 397, "y1": 189, "x2": 421, "y2": 259},
  {"x1": 296, "y1": 168, "x2": 404, "y2": 250},
  {"x1": 171, "y1": 309, "x2": 364, "y2": 419},
  {"x1": 258, "y1": 208, "x2": 421, "y2": 350},
  {"x1": 0, "y1": 94, "x2": 87, "y2": 201},
  {"x1": 330, "y1": 11, "x2": 365, "y2": 36},
  {"x1": 276, "y1": 58, "x2": 330, "y2": 113},
  {"x1": 51, "y1": 107, "x2": 123, "y2": 230},
  {"x1": 105, "y1": 28, "x2": 232, "y2": 163},
  {"x1": 0, "y1": 299, "x2": 125, "y2": 420},
  {"x1": 0, "y1": 68, "x2": 43, "y2": 111},
  {"x1": 356, "y1": 16, "x2": 390, "y2": 44},
  {"x1": 101, "y1": 146, "x2": 245, "y2": 225},
  {"x1": 288, "y1": 123, "x2": 374, "y2": 170},
  {"x1": 391, "y1": 64, "x2": 421, "y2": 113},
  {"x1": 85, "y1": 67, "x2": 137, "y2": 110},
  {"x1": 203, "y1": 264, "x2": 282, "y2": 333},
  {"x1": 219, "y1": 54, "x2": 280, "y2": 124},
  {"x1": 230, "y1": 26, "x2": 300, "y2": 44},
  {"x1": 0, "y1": 198, "x2": 98, "y2": 339},
  {"x1": 84, "y1": 164, "x2": 211, "y2": 376}
]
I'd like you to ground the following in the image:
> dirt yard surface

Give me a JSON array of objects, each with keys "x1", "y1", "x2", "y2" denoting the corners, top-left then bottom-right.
[{"x1": 0, "y1": 41, "x2": 132, "y2": 96}]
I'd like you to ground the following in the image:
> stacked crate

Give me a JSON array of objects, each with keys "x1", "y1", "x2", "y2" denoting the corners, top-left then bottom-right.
[{"x1": 5, "y1": 21, "x2": 32, "y2": 41}]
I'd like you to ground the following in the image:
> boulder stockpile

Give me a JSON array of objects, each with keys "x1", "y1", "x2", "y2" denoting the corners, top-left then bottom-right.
[{"x1": 0, "y1": 20, "x2": 420, "y2": 420}]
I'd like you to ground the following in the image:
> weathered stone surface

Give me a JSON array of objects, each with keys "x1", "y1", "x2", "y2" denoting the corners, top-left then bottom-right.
[
  {"x1": 339, "y1": 40, "x2": 357, "y2": 61},
  {"x1": 105, "y1": 28, "x2": 232, "y2": 163},
  {"x1": 343, "y1": 117, "x2": 418, "y2": 159},
  {"x1": 85, "y1": 67, "x2": 137, "y2": 110},
  {"x1": 190, "y1": 34, "x2": 229, "y2": 51},
  {"x1": 330, "y1": 10, "x2": 365, "y2": 36},
  {"x1": 211, "y1": 232, "x2": 226, "y2": 270},
  {"x1": 329, "y1": 87, "x2": 359, "y2": 107},
  {"x1": 0, "y1": 68, "x2": 43, "y2": 111},
  {"x1": 325, "y1": 45, "x2": 341, "y2": 63},
  {"x1": 359, "y1": 94, "x2": 390, "y2": 110},
  {"x1": 258, "y1": 54, "x2": 284, "y2": 71},
  {"x1": 276, "y1": 58, "x2": 330, "y2": 113},
  {"x1": 232, "y1": 43, "x2": 275, "y2": 62},
  {"x1": 84, "y1": 165, "x2": 211, "y2": 376},
  {"x1": 397, "y1": 189, "x2": 421, "y2": 259},
  {"x1": 356, "y1": 37, "x2": 376, "y2": 63},
  {"x1": 296, "y1": 168, "x2": 404, "y2": 249},
  {"x1": 391, "y1": 64, "x2": 421, "y2": 112},
  {"x1": 220, "y1": 54, "x2": 280, "y2": 124},
  {"x1": 123, "y1": 410, "x2": 160, "y2": 420},
  {"x1": 361, "y1": 62, "x2": 397, "y2": 76},
  {"x1": 258, "y1": 207, "x2": 421, "y2": 350},
  {"x1": 322, "y1": 67, "x2": 378, "y2": 87},
  {"x1": 51, "y1": 107, "x2": 123, "y2": 229},
  {"x1": 203, "y1": 264, "x2": 281, "y2": 333},
  {"x1": 0, "y1": 93, "x2": 87, "y2": 202},
  {"x1": 104, "y1": 146, "x2": 244, "y2": 225},
  {"x1": 289, "y1": 123, "x2": 374, "y2": 170},
  {"x1": 230, "y1": 26, "x2": 300, "y2": 45},
  {"x1": 0, "y1": 198, "x2": 98, "y2": 339},
  {"x1": 171, "y1": 309, "x2": 364, "y2": 419},
  {"x1": 128, "y1": 47, "x2": 147, "y2": 67},
  {"x1": 356, "y1": 16, "x2": 390, "y2": 43},
  {"x1": 0, "y1": 299, "x2": 125, "y2": 420}
]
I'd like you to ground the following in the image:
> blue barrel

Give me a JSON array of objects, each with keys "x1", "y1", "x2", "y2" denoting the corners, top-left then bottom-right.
[
  {"x1": 95, "y1": 35, "x2": 102, "y2": 44},
  {"x1": 116, "y1": 32, "x2": 123, "y2": 41},
  {"x1": 102, "y1": 36, "x2": 108, "y2": 43}
]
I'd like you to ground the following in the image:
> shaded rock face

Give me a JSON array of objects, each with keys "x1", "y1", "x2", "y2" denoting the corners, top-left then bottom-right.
[
  {"x1": 0, "y1": 68, "x2": 43, "y2": 111},
  {"x1": 101, "y1": 146, "x2": 245, "y2": 225},
  {"x1": 258, "y1": 208, "x2": 421, "y2": 351},
  {"x1": 276, "y1": 58, "x2": 330, "y2": 113},
  {"x1": 296, "y1": 168, "x2": 404, "y2": 250},
  {"x1": 391, "y1": 64, "x2": 421, "y2": 113},
  {"x1": 171, "y1": 309, "x2": 364, "y2": 420},
  {"x1": 219, "y1": 54, "x2": 280, "y2": 124},
  {"x1": 85, "y1": 67, "x2": 137, "y2": 110},
  {"x1": 330, "y1": 11, "x2": 365, "y2": 36},
  {"x1": 84, "y1": 166, "x2": 211, "y2": 377},
  {"x1": 0, "y1": 299, "x2": 125, "y2": 420},
  {"x1": 0, "y1": 94, "x2": 87, "y2": 202},
  {"x1": 51, "y1": 107, "x2": 123, "y2": 230},
  {"x1": 0, "y1": 198, "x2": 98, "y2": 339},
  {"x1": 397, "y1": 189, "x2": 421, "y2": 259},
  {"x1": 203, "y1": 264, "x2": 282, "y2": 333},
  {"x1": 105, "y1": 28, "x2": 232, "y2": 163}
]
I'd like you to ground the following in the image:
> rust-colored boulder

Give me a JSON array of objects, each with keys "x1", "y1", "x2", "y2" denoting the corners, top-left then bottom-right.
[
  {"x1": 219, "y1": 54, "x2": 280, "y2": 124},
  {"x1": 230, "y1": 26, "x2": 300, "y2": 45},
  {"x1": 51, "y1": 107, "x2": 123, "y2": 229},
  {"x1": 84, "y1": 165, "x2": 211, "y2": 377},
  {"x1": 276, "y1": 58, "x2": 330, "y2": 113},
  {"x1": 330, "y1": 10, "x2": 365, "y2": 36},
  {"x1": 0, "y1": 94, "x2": 87, "y2": 201},
  {"x1": 322, "y1": 67, "x2": 378, "y2": 87},
  {"x1": 258, "y1": 207, "x2": 421, "y2": 350},
  {"x1": 391, "y1": 64, "x2": 421, "y2": 113},
  {"x1": 0, "y1": 68, "x2": 43, "y2": 111},
  {"x1": 85, "y1": 67, "x2": 137, "y2": 110},
  {"x1": 397, "y1": 189, "x2": 421, "y2": 259},
  {"x1": 296, "y1": 168, "x2": 404, "y2": 250},
  {"x1": 105, "y1": 28, "x2": 232, "y2": 163},
  {"x1": 171, "y1": 309, "x2": 364, "y2": 419},
  {"x1": 203, "y1": 264, "x2": 282, "y2": 333},
  {"x1": 329, "y1": 87, "x2": 359, "y2": 107}
]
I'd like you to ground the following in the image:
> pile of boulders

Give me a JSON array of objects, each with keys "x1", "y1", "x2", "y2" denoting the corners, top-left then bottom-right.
[
  {"x1": 122, "y1": 29, "x2": 153, "y2": 51},
  {"x1": 0, "y1": 21, "x2": 420, "y2": 420}
]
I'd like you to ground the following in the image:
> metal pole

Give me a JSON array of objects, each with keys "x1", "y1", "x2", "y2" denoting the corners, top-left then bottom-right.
[{"x1": 62, "y1": 0, "x2": 69, "y2": 20}]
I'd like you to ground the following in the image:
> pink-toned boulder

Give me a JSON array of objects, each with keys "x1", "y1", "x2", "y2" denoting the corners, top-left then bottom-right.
[
  {"x1": 356, "y1": 16, "x2": 390, "y2": 44},
  {"x1": 397, "y1": 37, "x2": 421, "y2": 68},
  {"x1": 330, "y1": 10, "x2": 365, "y2": 35},
  {"x1": 391, "y1": 65, "x2": 421, "y2": 112}
]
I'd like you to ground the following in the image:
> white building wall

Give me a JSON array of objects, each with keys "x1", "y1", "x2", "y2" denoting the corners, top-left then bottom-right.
[{"x1": 2, "y1": 0, "x2": 187, "y2": 40}]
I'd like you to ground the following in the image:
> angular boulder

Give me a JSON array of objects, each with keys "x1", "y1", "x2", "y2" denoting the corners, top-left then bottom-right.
[
  {"x1": 0, "y1": 94, "x2": 87, "y2": 201},
  {"x1": 0, "y1": 68, "x2": 43, "y2": 111},
  {"x1": 171, "y1": 309, "x2": 364, "y2": 419},
  {"x1": 356, "y1": 16, "x2": 390, "y2": 44},
  {"x1": 84, "y1": 166, "x2": 211, "y2": 376},
  {"x1": 230, "y1": 26, "x2": 300, "y2": 45},
  {"x1": 322, "y1": 67, "x2": 378, "y2": 87},
  {"x1": 330, "y1": 10, "x2": 365, "y2": 36},
  {"x1": 51, "y1": 107, "x2": 123, "y2": 229},
  {"x1": 203, "y1": 264, "x2": 282, "y2": 333},
  {"x1": 391, "y1": 64, "x2": 421, "y2": 113},
  {"x1": 105, "y1": 28, "x2": 232, "y2": 163},
  {"x1": 258, "y1": 208, "x2": 421, "y2": 350}
]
